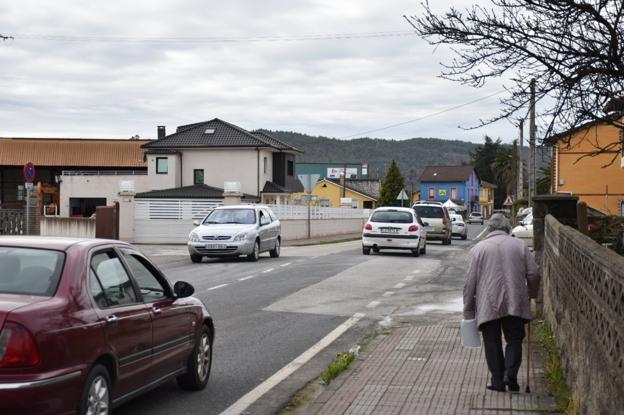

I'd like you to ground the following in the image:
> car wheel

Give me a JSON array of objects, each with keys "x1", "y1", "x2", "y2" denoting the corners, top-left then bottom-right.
[
  {"x1": 481, "y1": 220, "x2": 484, "y2": 225},
  {"x1": 372, "y1": 247, "x2": 380, "y2": 253},
  {"x1": 412, "y1": 248, "x2": 420, "y2": 257},
  {"x1": 248, "y1": 240, "x2": 260, "y2": 262},
  {"x1": 177, "y1": 326, "x2": 212, "y2": 390},
  {"x1": 420, "y1": 242, "x2": 427, "y2": 255},
  {"x1": 190, "y1": 254, "x2": 202, "y2": 263},
  {"x1": 448, "y1": 235, "x2": 452, "y2": 245},
  {"x1": 363, "y1": 247, "x2": 371, "y2": 255},
  {"x1": 270, "y1": 238, "x2": 280, "y2": 258},
  {"x1": 461, "y1": 234, "x2": 467, "y2": 240},
  {"x1": 79, "y1": 364, "x2": 112, "y2": 415}
]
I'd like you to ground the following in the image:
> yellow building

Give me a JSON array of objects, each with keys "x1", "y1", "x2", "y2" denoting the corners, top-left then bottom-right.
[
  {"x1": 293, "y1": 178, "x2": 377, "y2": 209},
  {"x1": 551, "y1": 120, "x2": 624, "y2": 215},
  {"x1": 479, "y1": 181, "x2": 497, "y2": 218}
]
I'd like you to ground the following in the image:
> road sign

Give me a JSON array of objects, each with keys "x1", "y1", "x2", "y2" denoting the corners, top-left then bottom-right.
[
  {"x1": 25, "y1": 182, "x2": 34, "y2": 190},
  {"x1": 396, "y1": 189, "x2": 409, "y2": 200},
  {"x1": 503, "y1": 195, "x2": 514, "y2": 206},
  {"x1": 297, "y1": 174, "x2": 320, "y2": 193},
  {"x1": 23, "y1": 162, "x2": 36, "y2": 183}
]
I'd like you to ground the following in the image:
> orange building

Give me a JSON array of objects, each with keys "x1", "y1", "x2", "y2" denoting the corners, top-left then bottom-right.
[{"x1": 550, "y1": 120, "x2": 624, "y2": 215}]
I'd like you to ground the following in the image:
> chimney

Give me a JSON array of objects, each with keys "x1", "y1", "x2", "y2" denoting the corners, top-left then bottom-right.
[{"x1": 157, "y1": 125, "x2": 166, "y2": 140}]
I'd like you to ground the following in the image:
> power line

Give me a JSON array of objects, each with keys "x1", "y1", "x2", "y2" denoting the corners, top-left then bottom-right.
[
  {"x1": 338, "y1": 90, "x2": 505, "y2": 139},
  {"x1": 11, "y1": 30, "x2": 418, "y2": 44}
]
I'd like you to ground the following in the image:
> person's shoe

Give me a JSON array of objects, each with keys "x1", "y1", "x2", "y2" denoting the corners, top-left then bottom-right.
[
  {"x1": 486, "y1": 384, "x2": 506, "y2": 392},
  {"x1": 504, "y1": 379, "x2": 520, "y2": 392}
]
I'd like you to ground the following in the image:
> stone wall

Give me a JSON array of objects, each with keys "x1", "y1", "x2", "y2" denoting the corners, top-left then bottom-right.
[{"x1": 542, "y1": 214, "x2": 624, "y2": 414}]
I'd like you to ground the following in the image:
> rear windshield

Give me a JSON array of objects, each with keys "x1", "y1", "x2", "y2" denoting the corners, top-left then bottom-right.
[
  {"x1": 370, "y1": 211, "x2": 413, "y2": 223},
  {"x1": 0, "y1": 247, "x2": 65, "y2": 296},
  {"x1": 203, "y1": 208, "x2": 256, "y2": 225},
  {"x1": 413, "y1": 206, "x2": 444, "y2": 219},
  {"x1": 471, "y1": 213, "x2": 482, "y2": 217}
]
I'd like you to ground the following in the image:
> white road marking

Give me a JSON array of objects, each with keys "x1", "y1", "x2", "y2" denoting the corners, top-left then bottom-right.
[
  {"x1": 238, "y1": 275, "x2": 255, "y2": 281},
  {"x1": 263, "y1": 268, "x2": 275, "y2": 273},
  {"x1": 220, "y1": 312, "x2": 366, "y2": 415},
  {"x1": 280, "y1": 262, "x2": 292, "y2": 267},
  {"x1": 383, "y1": 291, "x2": 395, "y2": 297},
  {"x1": 404, "y1": 276, "x2": 414, "y2": 281},
  {"x1": 412, "y1": 270, "x2": 421, "y2": 274},
  {"x1": 366, "y1": 300, "x2": 381, "y2": 308},
  {"x1": 394, "y1": 283, "x2": 406, "y2": 289},
  {"x1": 475, "y1": 227, "x2": 489, "y2": 240},
  {"x1": 206, "y1": 284, "x2": 228, "y2": 291}
]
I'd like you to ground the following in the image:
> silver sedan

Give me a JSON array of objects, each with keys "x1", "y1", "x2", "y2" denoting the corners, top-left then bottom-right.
[{"x1": 188, "y1": 205, "x2": 281, "y2": 262}]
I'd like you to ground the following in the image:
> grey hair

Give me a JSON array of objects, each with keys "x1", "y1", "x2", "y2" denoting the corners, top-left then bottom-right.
[{"x1": 487, "y1": 213, "x2": 511, "y2": 234}]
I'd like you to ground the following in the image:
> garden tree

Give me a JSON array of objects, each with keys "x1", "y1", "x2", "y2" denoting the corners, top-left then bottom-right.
[
  {"x1": 471, "y1": 135, "x2": 502, "y2": 184},
  {"x1": 536, "y1": 164, "x2": 552, "y2": 194},
  {"x1": 378, "y1": 160, "x2": 406, "y2": 207},
  {"x1": 491, "y1": 141, "x2": 518, "y2": 203},
  {"x1": 406, "y1": 1, "x2": 624, "y2": 157}
]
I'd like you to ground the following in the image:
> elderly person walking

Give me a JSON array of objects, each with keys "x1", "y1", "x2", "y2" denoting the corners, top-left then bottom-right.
[{"x1": 463, "y1": 213, "x2": 540, "y2": 392}]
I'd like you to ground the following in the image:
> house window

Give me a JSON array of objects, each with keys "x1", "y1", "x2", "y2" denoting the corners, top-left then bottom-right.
[
  {"x1": 156, "y1": 157, "x2": 168, "y2": 174},
  {"x1": 194, "y1": 169, "x2": 204, "y2": 185},
  {"x1": 287, "y1": 160, "x2": 294, "y2": 176},
  {"x1": 428, "y1": 187, "x2": 435, "y2": 200},
  {"x1": 450, "y1": 187, "x2": 457, "y2": 200},
  {"x1": 263, "y1": 157, "x2": 268, "y2": 174}
]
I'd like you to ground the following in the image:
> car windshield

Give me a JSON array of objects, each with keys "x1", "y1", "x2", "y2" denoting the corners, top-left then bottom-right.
[
  {"x1": 203, "y1": 208, "x2": 256, "y2": 225},
  {"x1": 0, "y1": 247, "x2": 65, "y2": 296},
  {"x1": 471, "y1": 213, "x2": 482, "y2": 217},
  {"x1": 522, "y1": 214, "x2": 533, "y2": 225},
  {"x1": 413, "y1": 206, "x2": 444, "y2": 219},
  {"x1": 370, "y1": 211, "x2": 413, "y2": 223}
]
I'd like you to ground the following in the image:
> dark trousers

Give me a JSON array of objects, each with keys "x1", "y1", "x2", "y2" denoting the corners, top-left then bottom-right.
[{"x1": 480, "y1": 316, "x2": 525, "y2": 387}]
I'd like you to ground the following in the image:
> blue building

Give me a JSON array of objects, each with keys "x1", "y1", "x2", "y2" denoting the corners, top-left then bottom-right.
[{"x1": 418, "y1": 165, "x2": 481, "y2": 212}]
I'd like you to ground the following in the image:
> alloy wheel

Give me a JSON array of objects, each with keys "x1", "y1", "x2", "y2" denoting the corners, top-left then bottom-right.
[
  {"x1": 86, "y1": 376, "x2": 110, "y2": 415},
  {"x1": 196, "y1": 333, "x2": 211, "y2": 381}
]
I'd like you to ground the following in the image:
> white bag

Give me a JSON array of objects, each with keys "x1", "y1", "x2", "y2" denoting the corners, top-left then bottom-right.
[{"x1": 461, "y1": 319, "x2": 481, "y2": 348}]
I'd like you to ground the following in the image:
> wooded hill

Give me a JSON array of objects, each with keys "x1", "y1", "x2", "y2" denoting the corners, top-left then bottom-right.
[{"x1": 266, "y1": 130, "x2": 485, "y2": 182}]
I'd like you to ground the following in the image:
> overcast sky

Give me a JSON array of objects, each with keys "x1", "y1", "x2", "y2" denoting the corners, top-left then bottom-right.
[{"x1": 0, "y1": 1, "x2": 519, "y2": 144}]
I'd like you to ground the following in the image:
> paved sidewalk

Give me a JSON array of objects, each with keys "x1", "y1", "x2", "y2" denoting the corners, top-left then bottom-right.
[{"x1": 306, "y1": 323, "x2": 560, "y2": 415}]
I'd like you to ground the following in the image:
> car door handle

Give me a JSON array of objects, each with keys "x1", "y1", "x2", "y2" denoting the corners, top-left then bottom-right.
[
  {"x1": 106, "y1": 315, "x2": 118, "y2": 323},
  {"x1": 153, "y1": 307, "x2": 162, "y2": 314}
]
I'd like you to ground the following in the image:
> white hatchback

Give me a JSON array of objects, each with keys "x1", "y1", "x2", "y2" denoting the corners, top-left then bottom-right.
[{"x1": 362, "y1": 207, "x2": 427, "y2": 256}]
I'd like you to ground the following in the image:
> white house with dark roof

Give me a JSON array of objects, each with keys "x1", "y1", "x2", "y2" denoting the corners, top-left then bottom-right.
[{"x1": 140, "y1": 118, "x2": 303, "y2": 202}]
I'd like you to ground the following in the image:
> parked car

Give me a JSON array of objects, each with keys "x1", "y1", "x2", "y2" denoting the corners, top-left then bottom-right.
[
  {"x1": 467, "y1": 212, "x2": 484, "y2": 224},
  {"x1": 450, "y1": 213, "x2": 468, "y2": 240},
  {"x1": 0, "y1": 236, "x2": 214, "y2": 415},
  {"x1": 412, "y1": 202, "x2": 452, "y2": 245},
  {"x1": 188, "y1": 205, "x2": 281, "y2": 262},
  {"x1": 362, "y1": 207, "x2": 427, "y2": 256},
  {"x1": 512, "y1": 213, "x2": 534, "y2": 248},
  {"x1": 516, "y1": 207, "x2": 532, "y2": 224}
]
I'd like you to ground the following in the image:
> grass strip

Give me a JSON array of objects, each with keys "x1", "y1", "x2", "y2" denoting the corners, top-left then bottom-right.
[
  {"x1": 321, "y1": 351, "x2": 356, "y2": 385},
  {"x1": 533, "y1": 320, "x2": 580, "y2": 414}
]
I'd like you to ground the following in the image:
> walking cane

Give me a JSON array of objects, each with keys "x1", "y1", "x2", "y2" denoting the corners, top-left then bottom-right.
[{"x1": 525, "y1": 305, "x2": 532, "y2": 393}]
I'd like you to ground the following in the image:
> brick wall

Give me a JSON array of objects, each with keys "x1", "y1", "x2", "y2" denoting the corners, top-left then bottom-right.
[{"x1": 542, "y1": 215, "x2": 624, "y2": 414}]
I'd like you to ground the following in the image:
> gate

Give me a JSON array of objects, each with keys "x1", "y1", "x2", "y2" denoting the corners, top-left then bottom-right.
[
  {"x1": 0, "y1": 209, "x2": 25, "y2": 235},
  {"x1": 134, "y1": 199, "x2": 222, "y2": 243}
]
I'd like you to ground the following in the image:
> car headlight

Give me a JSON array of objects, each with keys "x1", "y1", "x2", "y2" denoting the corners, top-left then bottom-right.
[
  {"x1": 233, "y1": 232, "x2": 247, "y2": 242},
  {"x1": 189, "y1": 232, "x2": 200, "y2": 242}
]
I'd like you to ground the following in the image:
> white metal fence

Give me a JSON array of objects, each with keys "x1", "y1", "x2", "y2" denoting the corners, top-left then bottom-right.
[
  {"x1": 267, "y1": 204, "x2": 371, "y2": 220},
  {"x1": 132, "y1": 199, "x2": 370, "y2": 243}
]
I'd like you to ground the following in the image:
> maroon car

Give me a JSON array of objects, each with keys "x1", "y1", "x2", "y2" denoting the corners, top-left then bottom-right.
[{"x1": 0, "y1": 236, "x2": 214, "y2": 415}]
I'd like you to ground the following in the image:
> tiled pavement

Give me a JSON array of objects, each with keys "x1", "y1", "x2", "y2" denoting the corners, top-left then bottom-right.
[{"x1": 306, "y1": 323, "x2": 560, "y2": 415}]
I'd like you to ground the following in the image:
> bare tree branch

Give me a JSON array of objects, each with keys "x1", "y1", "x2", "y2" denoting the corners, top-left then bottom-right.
[{"x1": 405, "y1": 0, "x2": 624, "y2": 159}]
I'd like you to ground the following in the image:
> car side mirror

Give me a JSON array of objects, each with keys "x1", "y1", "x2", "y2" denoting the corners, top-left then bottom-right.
[
  {"x1": 423, "y1": 222, "x2": 429, "y2": 227},
  {"x1": 193, "y1": 220, "x2": 200, "y2": 226},
  {"x1": 174, "y1": 281, "x2": 195, "y2": 298}
]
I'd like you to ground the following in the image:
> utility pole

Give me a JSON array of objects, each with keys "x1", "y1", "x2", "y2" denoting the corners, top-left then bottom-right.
[
  {"x1": 528, "y1": 79, "x2": 536, "y2": 206},
  {"x1": 517, "y1": 119, "x2": 524, "y2": 200}
]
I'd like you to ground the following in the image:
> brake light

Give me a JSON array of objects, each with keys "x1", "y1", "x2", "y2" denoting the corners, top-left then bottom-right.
[
  {"x1": 364, "y1": 223, "x2": 372, "y2": 230},
  {"x1": 0, "y1": 322, "x2": 40, "y2": 368},
  {"x1": 408, "y1": 225, "x2": 419, "y2": 232}
]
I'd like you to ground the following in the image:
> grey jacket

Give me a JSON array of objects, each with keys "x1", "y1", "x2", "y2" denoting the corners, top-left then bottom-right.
[{"x1": 463, "y1": 230, "x2": 541, "y2": 326}]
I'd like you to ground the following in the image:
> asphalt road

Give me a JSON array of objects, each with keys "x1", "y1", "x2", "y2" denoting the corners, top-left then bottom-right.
[{"x1": 116, "y1": 223, "x2": 486, "y2": 415}]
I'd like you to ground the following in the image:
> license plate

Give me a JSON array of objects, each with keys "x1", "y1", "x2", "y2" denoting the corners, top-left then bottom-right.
[
  {"x1": 380, "y1": 228, "x2": 399, "y2": 233},
  {"x1": 205, "y1": 244, "x2": 227, "y2": 249},
  {"x1": 425, "y1": 226, "x2": 434, "y2": 231}
]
